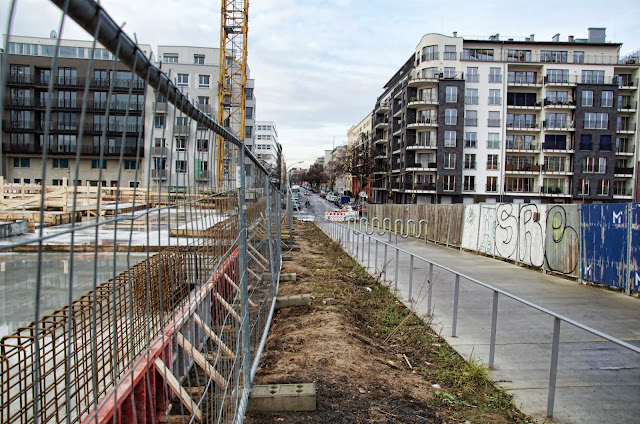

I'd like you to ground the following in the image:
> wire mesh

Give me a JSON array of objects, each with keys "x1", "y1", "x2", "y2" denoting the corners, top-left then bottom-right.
[{"x1": 0, "y1": 1, "x2": 282, "y2": 423}]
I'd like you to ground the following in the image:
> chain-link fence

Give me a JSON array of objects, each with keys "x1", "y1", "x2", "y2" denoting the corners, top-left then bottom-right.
[{"x1": 0, "y1": 1, "x2": 282, "y2": 423}]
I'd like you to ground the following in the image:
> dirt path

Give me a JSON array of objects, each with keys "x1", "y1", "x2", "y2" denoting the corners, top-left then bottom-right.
[{"x1": 245, "y1": 221, "x2": 531, "y2": 424}]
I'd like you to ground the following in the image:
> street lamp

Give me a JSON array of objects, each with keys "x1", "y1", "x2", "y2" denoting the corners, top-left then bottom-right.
[{"x1": 287, "y1": 160, "x2": 304, "y2": 187}]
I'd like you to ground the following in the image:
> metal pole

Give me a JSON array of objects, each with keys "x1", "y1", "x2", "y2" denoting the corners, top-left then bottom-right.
[
  {"x1": 409, "y1": 255, "x2": 414, "y2": 301},
  {"x1": 367, "y1": 235, "x2": 371, "y2": 270},
  {"x1": 547, "y1": 317, "x2": 561, "y2": 418},
  {"x1": 265, "y1": 179, "x2": 276, "y2": 296},
  {"x1": 394, "y1": 248, "x2": 399, "y2": 291},
  {"x1": 488, "y1": 290, "x2": 499, "y2": 369},
  {"x1": 238, "y1": 147, "x2": 251, "y2": 390},
  {"x1": 355, "y1": 228, "x2": 359, "y2": 259},
  {"x1": 287, "y1": 191, "x2": 293, "y2": 245},
  {"x1": 375, "y1": 239, "x2": 379, "y2": 272},
  {"x1": 452, "y1": 274, "x2": 460, "y2": 337},
  {"x1": 428, "y1": 263, "x2": 433, "y2": 313},
  {"x1": 383, "y1": 243, "x2": 388, "y2": 282},
  {"x1": 361, "y1": 233, "x2": 365, "y2": 262}
]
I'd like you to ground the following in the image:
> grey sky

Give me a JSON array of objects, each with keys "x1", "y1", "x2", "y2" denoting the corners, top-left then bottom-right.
[{"x1": 4, "y1": 0, "x2": 640, "y2": 167}]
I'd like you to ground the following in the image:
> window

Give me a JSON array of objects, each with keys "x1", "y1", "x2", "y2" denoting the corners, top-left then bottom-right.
[
  {"x1": 444, "y1": 131, "x2": 456, "y2": 147},
  {"x1": 489, "y1": 67, "x2": 501, "y2": 83},
  {"x1": 578, "y1": 179, "x2": 590, "y2": 195},
  {"x1": 488, "y1": 89, "x2": 501, "y2": 105},
  {"x1": 464, "y1": 154, "x2": 476, "y2": 170},
  {"x1": 175, "y1": 160, "x2": 187, "y2": 173},
  {"x1": 163, "y1": 54, "x2": 178, "y2": 63},
  {"x1": 52, "y1": 158, "x2": 69, "y2": 169},
  {"x1": 246, "y1": 88, "x2": 254, "y2": 100},
  {"x1": 596, "y1": 113, "x2": 608, "y2": 129},
  {"x1": 546, "y1": 69, "x2": 568, "y2": 84},
  {"x1": 464, "y1": 132, "x2": 477, "y2": 148},
  {"x1": 465, "y1": 110, "x2": 477, "y2": 126},
  {"x1": 466, "y1": 67, "x2": 479, "y2": 83},
  {"x1": 246, "y1": 107, "x2": 253, "y2": 119},
  {"x1": 508, "y1": 71, "x2": 537, "y2": 84},
  {"x1": 198, "y1": 74, "x2": 210, "y2": 88},
  {"x1": 584, "y1": 113, "x2": 596, "y2": 129},
  {"x1": 444, "y1": 45, "x2": 456, "y2": 60},
  {"x1": 486, "y1": 176, "x2": 498, "y2": 192},
  {"x1": 245, "y1": 126, "x2": 253, "y2": 138},
  {"x1": 541, "y1": 50, "x2": 567, "y2": 63},
  {"x1": 507, "y1": 92, "x2": 537, "y2": 106},
  {"x1": 154, "y1": 138, "x2": 166, "y2": 147},
  {"x1": 463, "y1": 175, "x2": 475, "y2": 191},
  {"x1": 462, "y1": 48, "x2": 494, "y2": 61},
  {"x1": 443, "y1": 175, "x2": 455, "y2": 191},
  {"x1": 422, "y1": 67, "x2": 438, "y2": 79},
  {"x1": 598, "y1": 179, "x2": 610, "y2": 195},
  {"x1": 582, "y1": 70, "x2": 605, "y2": 84},
  {"x1": 130, "y1": 181, "x2": 140, "y2": 188},
  {"x1": 443, "y1": 152, "x2": 456, "y2": 169},
  {"x1": 443, "y1": 67, "x2": 456, "y2": 79},
  {"x1": 545, "y1": 113, "x2": 568, "y2": 129},
  {"x1": 465, "y1": 88, "x2": 478, "y2": 105},
  {"x1": 194, "y1": 54, "x2": 204, "y2": 65},
  {"x1": 176, "y1": 116, "x2": 188, "y2": 127},
  {"x1": 124, "y1": 159, "x2": 139, "y2": 170},
  {"x1": 600, "y1": 135, "x2": 612, "y2": 151},
  {"x1": 445, "y1": 109, "x2": 457, "y2": 125},
  {"x1": 445, "y1": 86, "x2": 458, "y2": 102},
  {"x1": 543, "y1": 156, "x2": 566, "y2": 172},
  {"x1": 583, "y1": 157, "x2": 606, "y2": 173},
  {"x1": 487, "y1": 154, "x2": 499, "y2": 170},
  {"x1": 546, "y1": 90, "x2": 568, "y2": 105},
  {"x1": 177, "y1": 73, "x2": 189, "y2": 87},
  {"x1": 57, "y1": 67, "x2": 77, "y2": 85},
  {"x1": 507, "y1": 49, "x2": 532, "y2": 62},
  {"x1": 582, "y1": 90, "x2": 593, "y2": 106},
  {"x1": 176, "y1": 137, "x2": 187, "y2": 151},
  {"x1": 13, "y1": 157, "x2": 30, "y2": 168},
  {"x1": 488, "y1": 111, "x2": 500, "y2": 127},
  {"x1": 580, "y1": 134, "x2": 592, "y2": 150},
  {"x1": 601, "y1": 91, "x2": 613, "y2": 107},
  {"x1": 422, "y1": 45, "x2": 438, "y2": 61},
  {"x1": 52, "y1": 179, "x2": 63, "y2": 186},
  {"x1": 58, "y1": 90, "x2": 77, "y2": 108},
  {"x1": 154, "y1": 115, "x2": 165, "y2": 129},
  {"x1": 197, "y1": 139, "x2": 209, "y2": 151},
  {"x1": 58, "y1": 112, "x2": 77, "y2": 130},
  {"x1": 487, "y1": 133, "x2": 500, "y2": 149},
  {"x1": 91, "y1": 159, "x2": 107, "y2": 169},
  {"x1": 573, "y1": 51, "x2": 584, "y2": 63},
  {"x1": 197, "y1": 96, "x2": 210, "y2": 105}
]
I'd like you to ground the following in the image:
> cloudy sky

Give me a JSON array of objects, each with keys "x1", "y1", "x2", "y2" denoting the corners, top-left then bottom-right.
[{"x1": 4, "y1": 0, "x2": 640, "y2": 167}]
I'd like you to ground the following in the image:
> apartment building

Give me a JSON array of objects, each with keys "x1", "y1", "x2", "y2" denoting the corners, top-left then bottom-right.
[
  {"x1": 254, "y1": 121, "x2": 281, "y2": 174},
  {"x1": 148, "y1": 46, "x2": 256, "y2": 189},
  {"x1": 2, "y1": 35, "x2": 153, "y2": 188},
  {"x1": 370, "y1": 28, "x2": 639, "y2": 204},
  {"x1": 347, "y1": 112, "x2": 373, "y2": 198}
]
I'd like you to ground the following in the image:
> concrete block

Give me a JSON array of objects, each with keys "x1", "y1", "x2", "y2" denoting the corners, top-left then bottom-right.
[
  {"x1": 280, "y1": 273, "x2": 297, "y2": 282},
  {"x1": 275, "y1": 294, "x2": 311, "y2": 309},
  {"x1": 248, "y1": 383, "x2": 316, "y2": 412}
]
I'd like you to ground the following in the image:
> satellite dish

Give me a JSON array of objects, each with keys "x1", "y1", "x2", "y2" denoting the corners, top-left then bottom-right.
[{"x1": 50, "y1": 30, "x2": 57, "y2": 39}]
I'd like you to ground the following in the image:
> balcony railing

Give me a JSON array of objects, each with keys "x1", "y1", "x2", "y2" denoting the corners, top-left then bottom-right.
[
  {"x1": 543, "y1": 120, "x2": 574, "y2": 130},
  {"x1": 488, "y1": 119, "x2": 501, "y2": 127},
  {"x1": 466, "y1": 74, "x2": 480, "y2": 83},
  {"x1": 505, "y1": 163, "x2": 540, "y2": 172},
  {"x1": 485, "y1": 184, "x2": 498, "y2": 192},
  {"x1": 614, "y1": 167, "x2": 634, "y2": 175},
  {"x1": 488, "y1": 97, "x2": 501, "y2": 105},
  {"x1": 152, "y1": 146, "x2": 168, "y2": 156},
  {"x1": 410, "y1": 183, "x2": 437, "y2": 191},
  {"x1": 541, "y1": 186, "x2": 566, "y2": 195},
  {"x1": 544, "y1": 75, "x2": 619, "y2": 85},
  {"x1": 4, "y1": 96, "x2": 33, "y2": 107},
  {"x1": 617, "y1": 123, "x2": 635, "y2": 132},
  {"x1": 543, "y1": 140, "x2": 572, "y2": 150},
  {"x1": 465, "y1": 118, "x2": 478, "y2": 126},
  {"x1": 152, "y1": 169, "x2": 168, "y2": 180},
  {"x1": 465, "y1": 96, "x2": 479, "y2": 105},
  {"x1": 507, "y1": 76, "x2": 542, "y2": 85},
  {"x1": 488, "y1": 75, "x2": 502, "y2": 83},
  {"x1": 543, "y1": 99, "x2": 576, "y2": 107},
  {"x1": 542, "y1": 163, "x2": 569, "y2": 173},
  {"x1": 618, "y1": 101, "x2": 638, "y2": 111},
  {"x1": 2, "y1": 142, "x2": 144, "y2": 157},
  {"x1": 406, "y1": 161, "x2": 436, "y2": 169},
  {"x1": 506, "y1": 140, "x2": 539, "y2": 151},
  {"x1": 506, "y1": 122, "x2": 538, "y2": 130},
  {"x1": 196, "y1": 170, "x2": 209, "y2": 181}
]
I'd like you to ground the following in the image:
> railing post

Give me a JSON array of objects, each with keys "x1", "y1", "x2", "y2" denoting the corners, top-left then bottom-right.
[
  {"x1": 287, "y1": 190, "x2": 293, "y2": 245},
  {"x1": 367, "y1": 235, "x2": 371, "y2": 270},
  {"x1": 383, "y1": 243, "x2": 388, "y2": 282},
  {"x1": 409, "y1": 255, "x2": 414, "y2": 301},
  {"x1": 265, "y1": 179, "x2": 276, "y2": 296},
  {"x1": 355, "y1": 227, "x2": 359, "y2": 258},
  {"x1": 452, "y1": 274, "x2": 460, "y2": 337},
  {"x1": 428, "y1": 263, "x2": 434, "y2": 313},
  {"x1": 488, "y1": 290, "x2": 499, "y2": 369},
  {"x1": 238, "y1": 147, "x2": 251, "y2": 391},
  {"x1": 394, "y1": 248, "x2": 399, "y2": 291},
  {"x1": 374, "y1": 239, "x2": 379, "y2": 272},
  {"x1": 361, "y1": 233, "x2": 365, "y2": 262},
  {"x1": 547, "y1": 317, "x2": 561, "y2": 418}
]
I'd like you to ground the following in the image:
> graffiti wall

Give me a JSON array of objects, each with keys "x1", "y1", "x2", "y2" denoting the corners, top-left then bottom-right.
[
  {"x1": 631, "y1": 204, "x2": 640, "y2": 293},
  {"x1": 544, "y1": 205, "x2": 580, "y2": 277}
]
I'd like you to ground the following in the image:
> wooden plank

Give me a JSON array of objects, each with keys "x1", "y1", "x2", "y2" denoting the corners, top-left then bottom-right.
[
  {"x1": 248, "y1": 250, "x2": 267, "y2": 271},
  {"x1": 153, "y1": 357, "x2": 202, "y2": 422},
  {"x1": 193, "y1": 313, "x2": 236, "y2": 360},
  {"x1": 176, "y1": 333, "x2": 228, "y2": 390},
  {"x1": 248, "y1": 244, "x2": 269, "y2": 266},
  {"x1": 214, "y1": 292, "x2": 241, "y2": 323},
  {"x1": 224, "y1": 273, "x2": 258, "y2": 308}
]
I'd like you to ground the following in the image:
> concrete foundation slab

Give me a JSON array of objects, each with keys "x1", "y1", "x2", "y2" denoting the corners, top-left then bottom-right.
[{"x1": 248, "y1": 383, "x2": 316, "y2": 412}]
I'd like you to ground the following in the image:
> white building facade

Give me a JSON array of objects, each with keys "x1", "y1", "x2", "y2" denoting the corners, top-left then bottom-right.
[{"x1": 254, "y1": 121, "x2": 280, "y2": 173}]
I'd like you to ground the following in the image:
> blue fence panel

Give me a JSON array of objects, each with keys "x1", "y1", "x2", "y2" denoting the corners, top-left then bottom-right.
[
  {"x1": 630, "y1": 203, "x2": 640, "y2": 293},
  {"x1": 581, "y1": 204, "x2": 628, "y2": 290}
]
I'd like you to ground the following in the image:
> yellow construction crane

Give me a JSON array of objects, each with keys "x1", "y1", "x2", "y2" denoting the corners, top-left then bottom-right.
[{"x1": 217, "y1": 0, "x2": 249, "y2": 188}]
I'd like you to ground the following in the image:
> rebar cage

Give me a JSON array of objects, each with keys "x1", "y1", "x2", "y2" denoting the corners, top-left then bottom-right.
[{"x1": 0, "y1": 1, "x2": 283, "y2": 423}]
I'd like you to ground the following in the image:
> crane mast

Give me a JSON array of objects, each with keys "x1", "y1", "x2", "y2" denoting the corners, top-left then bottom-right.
[{"x1": 217, "y1": 0, "x2": 249, "y2": 188}]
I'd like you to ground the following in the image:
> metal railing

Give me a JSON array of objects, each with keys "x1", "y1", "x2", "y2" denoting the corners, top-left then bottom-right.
[
  {"x1": 319, "y1": 217, "x2": 640, "y2": 420},
  {"x1": 0, "y1": 2, "x2": 283, "y2": 424}
]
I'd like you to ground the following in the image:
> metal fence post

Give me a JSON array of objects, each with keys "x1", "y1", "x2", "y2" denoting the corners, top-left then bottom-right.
[
  {"x1": 383, "y1": 243, "x2": 388, "y2": 282},
  {"x1": 375, "y1": 239, "x2": 379, "y2": 272},
  {"x1": 428, "y1": 263, "x2": 434, "y2": 313},
  {"x1": 265, "y1": 179, "x2": 276, "y2": 295},
  {"x1": 489, "y1": 290, "x2": 499, "y2": 369},
  {"x1": 394, "y1": 248, "x2": 399, "y2": 291},
  {"x1": 452, "y1": 274, "x2": 460, "y2": 337},
  {"x1": 361, "y1": 233, "x2": 365, "y2": 262},
  {"x1": 409, "y1": 255, "x2": 414, "y2": 301},
  {"x1": 238, "y1": 147, "x2": 252, "y2": 391},
  {"x1": 287, "y1": 190, "x2": 293, "y2": 245},
  {"x1": 367, "y1": 235, "x2": 371, "y2": 270},
  {"x1": 355, "y1": 227, "x2": 359, "y2": 259},
  {"x1": 547, "y1": 317, "x2": 561, "y2": 418}
]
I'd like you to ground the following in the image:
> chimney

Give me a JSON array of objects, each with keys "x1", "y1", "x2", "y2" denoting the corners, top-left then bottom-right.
[
  {"x1": 530, "y1": 34, "x2": 535, "y2": 42},
  {"x1": 568, "y1": 35, "x2": 574, "y2": 42},
  {"x1": 453, "y1": 31, "x2": 457, "y2": 38},
  {"x1": 552, "y1": 33, "x2": 560, "y2": 42}
]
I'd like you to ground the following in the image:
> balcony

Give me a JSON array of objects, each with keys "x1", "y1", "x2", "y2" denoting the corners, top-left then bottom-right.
[
  {"x1": 374, "y1": 116, "x2": 389, "y2": 129},
  {"x1": 391, "y1": 181, "x2": 402, "y2": 190},
  {"x1": 85, "y1": 123, "x2": 143, "y2": 135},
  {"x1": 506, "y1": 140, "x2": 540, "y2": 152},
  {"x1": 507, "y1": 102, "x2": 542, "y2": 111},
  {"x1": 152, "y1": 169, "x2": 168, "y2": 180},
  {"x1": 375, "y1": 101, "x2": 389, "y2": 113},
  {"x1": 616, "y1": 123, "x2": 636, "y2": 134},
  {"x1": 543, "y1": 140, "x2": 573, "y2": 152},
  {"x1": 2, "y1": 142, "x2": 144, "y2": 157},
  {"x1": 543, "y1": 120, "x2": 574, "y2": 131},
  {"x1": 541, "y1": 186, "x2": 569, "y2": 196},
  {"x1": 617, "y1": 78, "x2": 639, "y2": 90},
  {"x1": 614, "y1": 167, "x2": 634, "y2": 176},
  {"x1": 155, "y1": 101, "x2": 168, "y2": 114},
  {"x1": 152, "y1": 146, "x2": 168, "y2": 156},
  {"x1": 406, "y1": 140, "x2": 436, "y2": 150},
  {"x1": 541, "y1": 164, "x2": 571, "y2": 174},
  {"x1": 618, "y1": 101, "x2": 637, "y2": 112},
  {"x1": 406, "y1": 161, "x2": 437, "y2": 171},
  {"x1": 405, "y1": 183, "x2": 436, "y2": 192},
  {"x1": 407, "y1": 73, "x2": 440, "y2": 87},
  {"x1": 613, "y1": 187, "x2": 633, "y2": 198},
  {"x1": 54, "y1": 76, "x2": 86, "y2": 88},
  {"x1": 506, "y1": 122, "x2": 540, "y2": 131},
  {"x1": 615, "y1": 146, "x2": 635, "y2": 156},
  {"x1": 7, "y1": 74, "x2": 34, "y2": 86},
  {"x1": 3, "y1": 119, "x2": 33, "y2": 131},
  {"x1": 543, "y1": 99, "x2": 576, "y2": 109},
  {"x1": 507, "y1": 77, "x2": 543, "y2": 87},
  {"x1": 407, "y1": 96, "x2": 438, "y2": 108},
  {"x1": 505, "y1": 163, "x2": 540, "y2": 173},
  {"x1": 374, "y1": 135, "x2": 388, "y2": 145},
  {"x1": 174, "y1": 125, "x2": 189, "y2": 136},
  {"x1": 407, "y1": 117, "x2": 437, "y2": 130},
  {"x1": 4, "y1": 96, "x2": 34, "y2": 108},
  {"x1": 197, "y1": 103, "x2": 212, "y2": 114}
]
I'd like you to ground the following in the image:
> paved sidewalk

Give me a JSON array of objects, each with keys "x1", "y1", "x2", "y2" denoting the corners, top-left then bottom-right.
[{"x1": 319, "y1": 221, "x2": 640, "y2": 424}]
